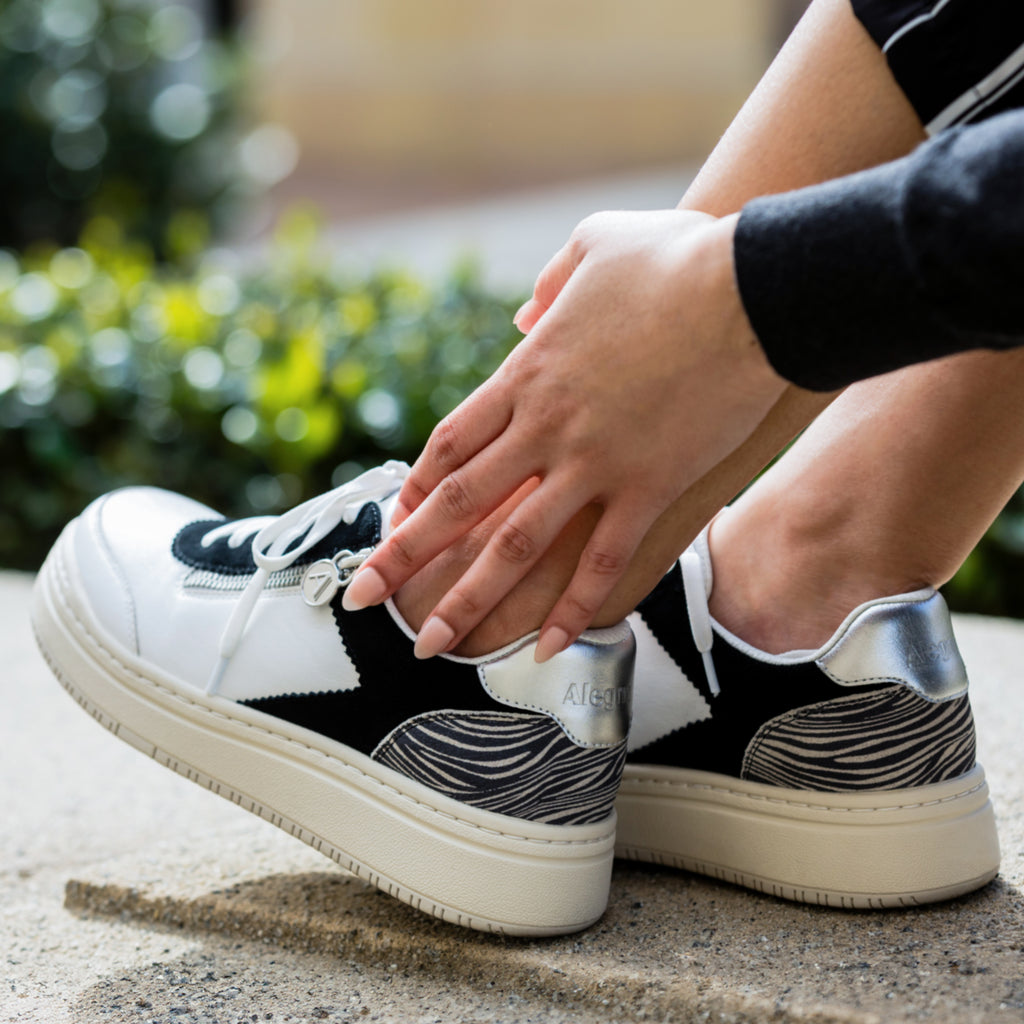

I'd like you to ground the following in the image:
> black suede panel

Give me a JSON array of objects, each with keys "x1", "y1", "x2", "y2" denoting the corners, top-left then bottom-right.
[
  {"x1": 632, "y1": 565, "x2": 887, "y2": 777},
  {"x1": 241, "y1": 599, "x2": 508, "y2": 756},
  {"x1": 171, "y1": 503, "x2": 382, "y2": 575}
]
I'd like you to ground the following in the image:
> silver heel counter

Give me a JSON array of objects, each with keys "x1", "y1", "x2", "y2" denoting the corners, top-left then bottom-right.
[
  {"x1": 478, "y1": 622, "x2": 635, "y2": 748},
  {"x1": 816, "y1": 591, "x2": 968, "y2": 701}
]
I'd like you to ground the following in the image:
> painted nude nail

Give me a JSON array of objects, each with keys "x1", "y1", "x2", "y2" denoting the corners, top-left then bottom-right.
[
  {"x1": 534, "y1": 627, "x2": 570, "y2": 664},
  {"x1": 512, "y1": 301, "x2": 531, "y2": 328},
  {"x1": 341, "y1": 567, "x2": 387, "y2": 611},
  {"x1": 414, "y1": 617, "x2": 456, "y2": 660}
]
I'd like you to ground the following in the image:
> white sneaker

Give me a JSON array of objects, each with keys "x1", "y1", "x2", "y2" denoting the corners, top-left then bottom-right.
[{"x1": 32, "y1": 462, "x2": 635, "y2": 935}]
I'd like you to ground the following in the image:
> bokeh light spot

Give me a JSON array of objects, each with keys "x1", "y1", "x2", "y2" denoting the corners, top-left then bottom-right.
[
  {"x1": 222, "y1": 405, "x2": 259, "y2": 445},
  {"x1": 48, "y1": 69, "x2": 107, "y2": 127},
  {"x1": 42, "y1": 0, "x2": 101, "y2": 44},
  {"x1": 11, "y1": 274, "x2": 59, "y2": 321},
  {"x1": 246, "y1": 474, "x2": 284, "y2": 511},
  {"x1": 356, "y1": 389, "x2": 400, "y2": 435},
  {"x1": 0, "y1": 251, "x2": 21, "y2": 293},
  {"x1": 275, "y1": 406, "x2": 309, "y2": 443},
  {"x1": 0, "y1": 352, "x2": 20, "y2": 394},
  {"x1": 50, "y1": 247, "x2": 94, "y2": 289},
  {"x1": 148, "y1": 5, "x2": 203, "y2": 61},
  {"x1": 150, "y1": 83, "x2": 211, "y2": 141},
  {"x1": 197, "y1": 273, "x2": 240, "y2": 316},
  {"x1": 224, "y1": 328, "x2": 262, "y2": 368},
  {"x1": 183, "y1": 347, "x2": 224, "y2": 389},
  {"x1": 19, "y1": 346, "x2": 59, "y2": 405},
  {"x1": 239, "y1": 124, "x2": 300, "y2": 186},
  {"x1": 52, "y1": 122, "x2": 108, "y2": 171},
  {"x1": 89, "y1": 327, "x2": 131, "y2": 367}
]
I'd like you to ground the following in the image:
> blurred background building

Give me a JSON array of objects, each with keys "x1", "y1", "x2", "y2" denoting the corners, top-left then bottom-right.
[{"x1": 252, "y1": 0, "x2": 802, "y2": 220}]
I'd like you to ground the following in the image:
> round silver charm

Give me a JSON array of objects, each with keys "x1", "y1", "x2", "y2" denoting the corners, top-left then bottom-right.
[{"x1": 301, "y1": 558, "x2": 341, "y2": 607}]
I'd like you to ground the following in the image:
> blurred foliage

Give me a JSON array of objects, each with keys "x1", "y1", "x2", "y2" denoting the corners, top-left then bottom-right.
[
  {"x1": 0, "y1": 209, "x2": 1021, "y2": 618},
  {"x1": 0, "y1": 0, "x2": 284, "y2": 250},
  {"x1": 943, "y1": 496, "x2": 1024, "y2": 619},
  {"x1": 0, "y1": 210, "x2": 523, "y2": 570}
]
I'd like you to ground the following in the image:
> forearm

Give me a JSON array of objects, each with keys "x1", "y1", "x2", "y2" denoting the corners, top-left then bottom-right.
[{"x1": 681, "y1": 0, "x2": 924, "y2": 217}]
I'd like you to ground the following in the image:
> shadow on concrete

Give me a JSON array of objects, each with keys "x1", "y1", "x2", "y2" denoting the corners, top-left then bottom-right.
[{"x1": 65, "y1": 858, "x2": 1024, "y2": 1024}]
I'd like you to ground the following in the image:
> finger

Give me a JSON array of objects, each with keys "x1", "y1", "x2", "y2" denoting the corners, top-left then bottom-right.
[
  {"x1": 412, "y1": 473, "x2": 591, "y2": 659},
  {"x1": 393, "y1": 377, "x2": 512, "y2": 524},
  {"x1": 532, "y1": 241, "x2": 580, "y2": 313},
  {"x1": 512, "y1": 297, "x2": 546, "y2": 334},
  {"x1": 345, "y1": 433, "x2": 539, "y2": 610},
  {"x1": 513, "y1": 236, "x2": 584, "y2": 335},
  {"x1": 534, "y1": 504, "x2": 651, "y2": 663}
]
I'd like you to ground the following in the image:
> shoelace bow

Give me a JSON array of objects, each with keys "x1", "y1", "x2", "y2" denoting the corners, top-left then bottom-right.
[
  {"x1": 204, "y1": 460, "x2": 409, "y2": 695},
  {"x1": 680, "y1": 548, "x2": 720, "y2": 697}
]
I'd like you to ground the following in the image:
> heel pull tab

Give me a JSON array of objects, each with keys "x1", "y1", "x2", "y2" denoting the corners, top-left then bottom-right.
[{"x1": 816, "y1": 591, "x2": 968, "y2": 700}]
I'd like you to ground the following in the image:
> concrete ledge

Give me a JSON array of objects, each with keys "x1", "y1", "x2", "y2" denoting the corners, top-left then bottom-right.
[{"x1": 5, "y1": 565, "x2": 1024, "y2": 1023}]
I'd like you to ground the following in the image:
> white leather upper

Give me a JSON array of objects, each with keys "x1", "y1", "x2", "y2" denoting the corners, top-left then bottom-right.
[{"x1": 71, "y1": 487, "x2": 360, "y2": 701}]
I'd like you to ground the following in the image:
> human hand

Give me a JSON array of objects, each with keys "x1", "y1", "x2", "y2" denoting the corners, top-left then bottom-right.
[{"x1": 343, "y1": 209, "x2": 787, "y2": 659}]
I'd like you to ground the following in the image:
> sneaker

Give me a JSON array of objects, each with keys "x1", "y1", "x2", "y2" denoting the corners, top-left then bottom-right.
[
  {"x1": 31, "y1": 462, "x2": 634, "y2": 935},
  {"x1": 618, "y1": 528, "x2": 1000, "y2": 908}
]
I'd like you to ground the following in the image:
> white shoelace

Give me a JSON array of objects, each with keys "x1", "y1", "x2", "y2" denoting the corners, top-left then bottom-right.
[
  {"x1": 204, "y1": 460, "x2": 409, "y2": 695},
  {"x1": 680, "y1": 548, "x2": 720, "y2": 697}
]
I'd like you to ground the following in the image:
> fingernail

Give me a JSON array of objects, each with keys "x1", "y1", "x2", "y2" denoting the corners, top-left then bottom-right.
[
  {"x1": 512, "y1": 301, "x2": 530, "y2": 328},
  {"x1": 389, "y1": 501, "x2": 410, "y2": 529},
  {"x1": 342, "y1": 567, "x2": 387, "y2": 611},
  {"x1": 534, "y1": 627, "x2": 570, "y2": 664},
  {"x1": 414, "y1": 617, "x2": 456, "y2": 660}
]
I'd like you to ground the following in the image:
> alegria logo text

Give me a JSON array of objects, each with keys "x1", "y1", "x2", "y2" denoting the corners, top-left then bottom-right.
[{"x1": 562, "y1": 681, "x2": 628, "y2": 710}]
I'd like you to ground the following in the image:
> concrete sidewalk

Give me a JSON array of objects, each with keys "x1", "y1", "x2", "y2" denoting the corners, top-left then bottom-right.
[{"x1": 3, "y1": 562, "x2": 1023, "y2": 1024}]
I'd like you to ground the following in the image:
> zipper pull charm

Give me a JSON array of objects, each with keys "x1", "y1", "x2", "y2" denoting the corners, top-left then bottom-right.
[
  {"x1": 301, "y1": 559, "x2": 341, "y2": 606},
  {"x1": 301, "y1": 547, "x2": 375, "y2": 607}
]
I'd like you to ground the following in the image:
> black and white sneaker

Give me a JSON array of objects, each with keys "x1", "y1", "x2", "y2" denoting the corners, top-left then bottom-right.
[
  {"x1": 618, "y1": 529, "x2": 1000, "y2": 908},
  {"x1": 31, "y1": 462, "x2": 635, "y2": 935}
]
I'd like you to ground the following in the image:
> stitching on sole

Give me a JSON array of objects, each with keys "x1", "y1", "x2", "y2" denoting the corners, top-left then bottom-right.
[{"x1": 619, "y1": 772, "x2": 987, "y2": 815}]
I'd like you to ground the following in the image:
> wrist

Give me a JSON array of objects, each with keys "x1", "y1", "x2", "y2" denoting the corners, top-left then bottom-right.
[{"x1": 690, "y1": 212, "x2": 787, "y2": 398}]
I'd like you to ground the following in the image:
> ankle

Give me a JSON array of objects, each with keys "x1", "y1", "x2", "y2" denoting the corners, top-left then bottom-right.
[{"x1": 706, "y1": 502, "x2": 933, "y2": 654}]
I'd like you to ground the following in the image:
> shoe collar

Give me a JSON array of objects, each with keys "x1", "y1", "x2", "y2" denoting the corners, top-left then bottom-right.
[{"x1": 680, "y1": 517, "x2": 939, "y2": 681}]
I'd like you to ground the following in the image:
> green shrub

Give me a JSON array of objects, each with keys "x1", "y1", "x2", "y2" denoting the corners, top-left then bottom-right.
[
  {"x1": 0, "y1": 208, "x2": 1021, "y2": 621},
  {"x1": 0, "y1": 0, "x2": 261, "y2": 250},
  {"x1": 942, "y1": 494, "x2": 1024, "y2": 619},
  {"x1": 0, "y1": 210, "x2": 523, "y2": 569}
]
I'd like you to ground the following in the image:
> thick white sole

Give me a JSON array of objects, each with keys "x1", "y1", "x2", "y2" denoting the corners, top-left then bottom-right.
[
  {"x1": 615, "y1": 761, "x2": 999, "y2": 908},
  {"x1": 32, "y1": 530, "x2": 615, "y2": 936}
]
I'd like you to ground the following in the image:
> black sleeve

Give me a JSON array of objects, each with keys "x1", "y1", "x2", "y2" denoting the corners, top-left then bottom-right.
[{"x1": 733, "y1": 108, "x2": 1024, "y2": 391}]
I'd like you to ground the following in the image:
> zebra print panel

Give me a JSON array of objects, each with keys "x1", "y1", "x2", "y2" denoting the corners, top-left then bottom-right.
[
  {"x1": 373, "y1": 710, "x2": 626, "y2": 826},
  {"x1": 741, "y1": 686, "x2": 976, "y2": 792}
]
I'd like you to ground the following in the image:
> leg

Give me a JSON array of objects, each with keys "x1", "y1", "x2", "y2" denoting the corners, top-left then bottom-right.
[
  {"x1": 710, "y1": 348, "x2": 1024, "y2": 653},
  {"x1": 401, "y1": 0, "x2": 925, "y2": 655}
]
